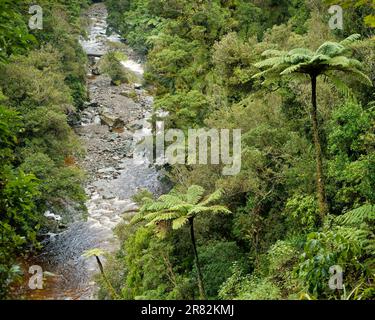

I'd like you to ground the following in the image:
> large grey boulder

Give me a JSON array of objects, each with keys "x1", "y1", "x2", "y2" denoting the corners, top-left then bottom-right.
[{"x1": 100, "y1": 112, "x2": 125, "y2": 129}]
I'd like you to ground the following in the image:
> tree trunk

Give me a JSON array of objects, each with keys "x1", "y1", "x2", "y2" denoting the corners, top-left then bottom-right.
[
  {"x1": 95, "y1": 255, "x2": 119, "y2": 300},
  {"x1": 310, "y1": 75, "x2": 329, "y2": 219},
  {"x1": 189, "y1": 218, "x2": 206, "y2": 300}
]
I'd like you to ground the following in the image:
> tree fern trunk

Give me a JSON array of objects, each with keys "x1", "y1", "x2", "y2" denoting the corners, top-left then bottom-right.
[
  {"x1": 310, "y1": 75, "x2": 329, "y2": 218},
  {"x1": 189, "y1": 218, "x2": 206, "y2": 300},
  {"x1": 95, "y1": 255, "x2": 119, "y2": 300}
]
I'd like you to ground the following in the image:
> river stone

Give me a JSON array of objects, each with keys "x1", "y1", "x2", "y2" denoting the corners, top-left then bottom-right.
[
  {"x1": 100, "y1": 112, "x2": 125, "y2": 129},
  {"x1": 92, "y1": 66, "x2": 101, "y2": 75},
  {"x1": 98, "y1": 167, "x2": 115, "y2": 174},
  {"x1": 127, "y1": 121, "x2": 143, "y2": 131}
]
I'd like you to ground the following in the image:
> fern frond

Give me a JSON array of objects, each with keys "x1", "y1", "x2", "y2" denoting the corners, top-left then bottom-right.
[
  {"x1": 143, "y1": 210, "x2": 165, "y2": 222},
  {"x1": 280, "y1": 63, "x2": 305, "y2": 75},
  {"x1": 335, "y1": 205, "x2": 375, "y2": 226},
  {"x1": 346, "y1": 68, "x2": 373, "y2": 86},
  {"x1": 130, "y1": 212, "x2": 146, "y2": 224},
  {"x1": 261, "y1": 49, "x2": 286, "y2": 57},
  {"x1": 325, "y1": 73, "x2": 354, "y2": 99},
  {"x1": 141, "y1": 200, "x2": 171, "y2": 213},
  {"x1": 158, "y1": 194, "x2": 185, "y2": 207},
  {"x1": 189, "y1": 205, "x2": 231, "y2": 216},
  {"x1": 326, "y1": 57, "x2": 363, "y2": 71},
  {"x1": 253, "y1": 56, "x2": 285, "y2": 69},
  {"x1": 316, "y1": 42, "x2": 345, "y2": 57},
  {"x1": 146, "y1": 212, "x2": 180, "y2": 226},
  {"x1": 252, "y1": 65, "x2": 283, "y2": 79},
  {"x1": 309, "y1": 54, "x2": 330, "y2": 64},
  {"x1": 288, "y1": 48, "x2": 314, "y2": 57},
  {"x1": 172, "y1": 216, "x2": 189, "y2": 230},
  {"x1": 287, "y1": 54, "x2": 311, "y2": 64},
  {"x1": 186, "y1": 185, "x2": 205, "y2": 204},
  {"x1": 340, "y1": 34, "x2": 361, "y2": 47},
  {"x1": 200, "y1": 188, "x2": 224, "y2": 206}
]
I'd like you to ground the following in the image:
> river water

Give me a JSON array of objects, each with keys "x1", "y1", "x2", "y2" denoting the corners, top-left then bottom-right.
[{"x1": 18, "y1": 3, "x2": 164, "y2": 300}]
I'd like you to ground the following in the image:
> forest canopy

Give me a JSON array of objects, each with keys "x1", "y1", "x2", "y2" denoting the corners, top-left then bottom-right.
[
  {"x1": 0, "y1": 0, "x2": 374, "y2": 301},
  {"x1": 100, "y1": 0, "x2": 375, "y2": 300}
]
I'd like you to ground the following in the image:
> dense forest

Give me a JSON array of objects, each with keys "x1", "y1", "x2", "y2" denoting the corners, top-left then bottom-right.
[
  {"x1": 0, "y1": 0, "x2": 90, "y2": 298},
  {"x1": 101, "y1": 0, "x2": 375, "y2": 300},
  {"x1": 0, "y1": 0, "x2": 374, "y2": 300}
]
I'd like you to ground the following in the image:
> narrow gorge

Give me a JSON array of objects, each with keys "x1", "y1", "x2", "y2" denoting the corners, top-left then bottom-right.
[{"x1": 22, "y1": 2, "x2": 164, "y2": 300}]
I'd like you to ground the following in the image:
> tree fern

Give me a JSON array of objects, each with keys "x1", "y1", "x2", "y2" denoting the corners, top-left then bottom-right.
[
  {"x1": 130, "y1": 185, "x2": 231, "y2": 300},
  {"x1": 253, "y1": 34, "x2": 372, "y2": 217}
]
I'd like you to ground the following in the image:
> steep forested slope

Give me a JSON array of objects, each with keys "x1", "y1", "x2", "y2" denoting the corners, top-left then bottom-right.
[
  {"x1": 0, "y1": 0, "x2": 89, "y2": 297},
  {"x1": 100, "y1": 0, "x2": 375, "y2": 300}
]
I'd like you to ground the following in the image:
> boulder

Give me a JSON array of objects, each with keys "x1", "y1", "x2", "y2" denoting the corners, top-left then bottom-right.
[
  {"x1": 92, "y1": 66, "x2": 101, "y2": 75},
  {"x1": 100, "y1": 112, "x2": 125, "y2": 129}
]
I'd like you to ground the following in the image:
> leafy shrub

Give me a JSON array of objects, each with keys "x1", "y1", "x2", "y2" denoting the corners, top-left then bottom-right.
[
  {"x1": 283, "y1": 195, "x2": 320, "y2": 233},
  {"x1": 197, "y1": 241, "x2": 243, "y2": 298},
  {"x1": 219, "y1": 264, "x2": 281, "y2": 300},
  {"x1": 99, "y1": 52, "x2": 136, "y2": 85}
]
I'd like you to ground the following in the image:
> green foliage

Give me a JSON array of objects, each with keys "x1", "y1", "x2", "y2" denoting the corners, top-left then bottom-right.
[
  {"x1": 99, "y1": 51, "x2": 136, "y2": 85},
  {"x1": 335, "y1": 204, "x2": 375, "y2": 226},
  {"x1": 327, "y1": 102, "x2": 375, "y2": 208},
  {"x1": 197, "y1": 241, "x2": 243, "y2": 298},
  {"x1": 0, "y1": 105, "x2": 40, "y2": 297},
  {"x1": 253, "y1": 34, "x2": 372, "y2": 88},
  {"x1": 284, "y1": 195, "x2": 319, "y2": 233},
  {"x1": 298, "y1": 205, "x2": 374, "y2": 299},
  {"x1": 219, "y1": 264, "x2": 282, "y2": 300},
  {"x1": 0, "y1": 0, "x2": 37, "y2": 62},
  {"x1": 132, "y1": 185, "x2": 230, "y2": 236},
  {"x1": 0, "y1": 0, "x2": 88, "y2": 297},
  {"x1": 103, "y1": 0, "x2": 375, "y2": 301}
]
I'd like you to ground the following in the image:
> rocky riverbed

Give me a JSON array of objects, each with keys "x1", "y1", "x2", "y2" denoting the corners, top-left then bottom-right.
[{"x1": 17, "y1": 2, "x2": 165, "y2": 300}]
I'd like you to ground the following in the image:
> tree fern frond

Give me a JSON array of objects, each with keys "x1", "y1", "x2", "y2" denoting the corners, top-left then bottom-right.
[
  {"x1": 280, "y1": 63, "x2": 305, "y2": 75},
  {"x1": 261, "y1": 49, "x2": 287, "y2": 57},
  {"x1": 335, "y1": 205, "x2": 375, "y2": 226},
  {"x1": 288, "y1": 48, "x2": 314, "y2": 57},
  {"x1": 186, "y1": 185, "x2": 205, "y2": 204},
  {"x1": 200, "y1": 188, "x2": 224, "y2": 206},
  {"x1": 147, "y1": 212, "x2": 180, "y2": 225},
  {"x1": 252, "y1": 65, "x2": 283, "y2": 79},
  {"x1": 326, "y1": 56, "x2": 351, "y2": 67},
  {"x1": 309, "y1": 54, "x2": 330, "y2": 64},
  {"x1": 286, "y1": 54, "x2": 312, "y2": 64},
  {"x1": 316, "y1": 42, "x2": 345, "y2": 57},
  {"x1": 158, "y1": 194, "x2": 186, "y2": 207},
  {"x1": 346, "y1": 68, "x2": 373, "y2": 86},
  {"x1": 130, "y1": 212, "x2": 145, "y2": 224},
  {"x1": 253, "y1": 56, "x2": 285, "y2": 69},
  {"x1": 340, "y1": 34, "x2": 361, "y2": 47},
  {"x1": 325, "y1": 73, "x2": 354, "y2": 99},
  {"x1": 189, "y1": 205, "x2": 231, "y2": 216},
  {"x1": 172, "y1": 216, "x2": 189, "y2": 230},
  {"x1": 141, "y1": 200, "x2": 171, "y2": 213},
  {"x1": 143, "y1": 210, "x2": 166, "y2": 222},
  {"x1": 169, "y1": 203, "x2": 193, "y2": 213}
]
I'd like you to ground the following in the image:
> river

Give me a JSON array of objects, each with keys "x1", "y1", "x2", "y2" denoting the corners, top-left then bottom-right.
[{"x1": 17, "y1": 2, "x2": 165, "y2": 300}]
